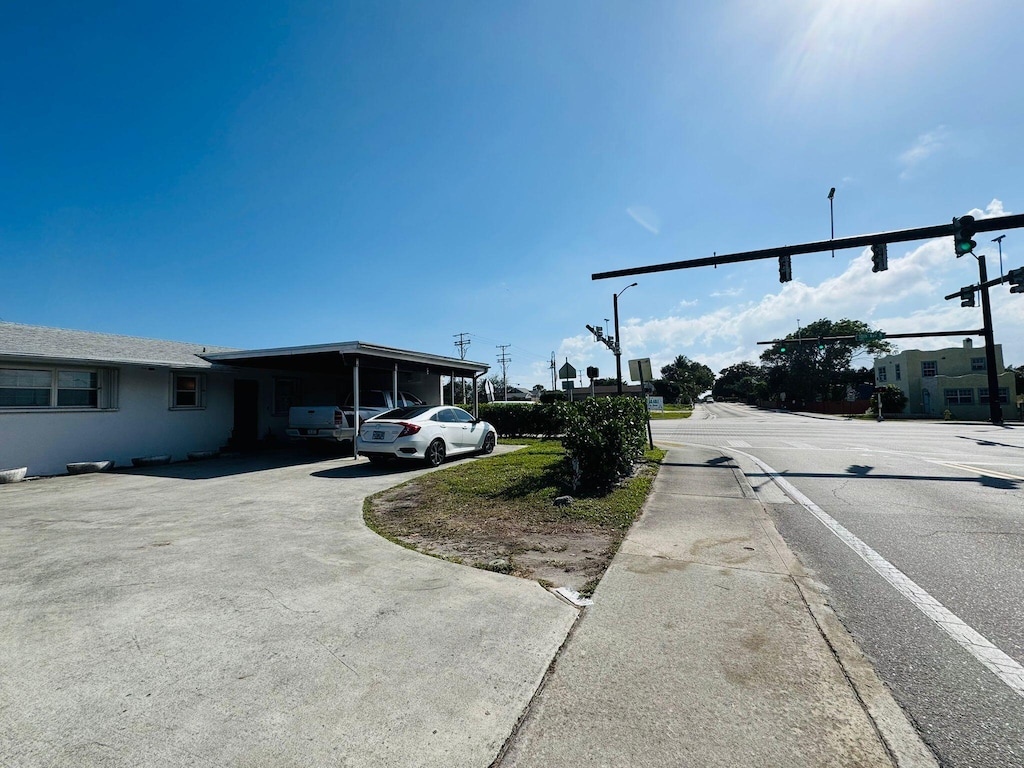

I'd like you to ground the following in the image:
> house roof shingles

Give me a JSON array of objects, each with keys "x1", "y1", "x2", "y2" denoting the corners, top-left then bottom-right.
[{"x1": 0, "y1": 322, "x2": 236, "y2": 369}]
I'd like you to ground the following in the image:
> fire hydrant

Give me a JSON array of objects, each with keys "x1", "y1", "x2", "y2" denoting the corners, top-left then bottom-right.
[{"x1": 944, "y1": 409, "x2": 952, "y2": 421}]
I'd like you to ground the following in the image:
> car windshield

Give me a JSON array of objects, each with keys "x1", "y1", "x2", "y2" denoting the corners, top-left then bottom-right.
[{"x1": 375, "y1": 406, "x2": 433, "y2": 420}]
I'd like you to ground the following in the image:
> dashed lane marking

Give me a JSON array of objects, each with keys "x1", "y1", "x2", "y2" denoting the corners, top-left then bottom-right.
[
  {"x1": 928, "y1": 461, "x2": 1024, "y2": 482},
  {"x1": 731, "y1": 449, "x2": 1024, "y2": 701}
]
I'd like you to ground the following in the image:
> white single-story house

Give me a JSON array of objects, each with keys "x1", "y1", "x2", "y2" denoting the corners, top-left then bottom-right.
[{"x1": 0, "y1": 322, "x2": 489, "y2": 477}]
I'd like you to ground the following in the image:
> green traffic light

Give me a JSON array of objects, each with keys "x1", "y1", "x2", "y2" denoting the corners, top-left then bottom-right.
[
  {"x1": 957, "y1": 240, "x2": 975, "y2": 254},
  {"x1": 780, "y1": 346, "x2": 787, "y2": 353}
]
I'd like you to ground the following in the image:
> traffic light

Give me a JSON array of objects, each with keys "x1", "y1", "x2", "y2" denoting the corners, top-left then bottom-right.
[
  {"x1": 959, "y1": 286, "x2": 976, "y2": 307},
  {"x1": 1009, "y1": 267, "x2": 1024, "y2": 294},
  {"x1": 871, "y1": 243, "x2": 888, "y2": 272},
  {"x1": 953, "y1": 215, "x2": 977, "y2": 256},
  {"x1": 817, "y1": 338, "x2": 826, "y2": 350},
  {"x1": 779, "y1": 344, "x2": 787, "y2": 353},
  {"x1": 779, "y1": 254, "x2": 792, "y2": 283},
  {"x1": 586, "y1": 366, "x2": 599, "y2": 379}
]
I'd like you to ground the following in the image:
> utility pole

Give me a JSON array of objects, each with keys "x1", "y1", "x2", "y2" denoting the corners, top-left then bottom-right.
[
  {"x1": 550, "y1": 352, "x2": 556, "y2": 392},
  {"x1": 454, "y1": 332, "x2": 470, "y2": 404},
  {"x1": 613, "y1": 282, "x2": 637, "y2": 395},
  {"x1": 496, "y1": 345, "x2": 511, "y2": 401}
]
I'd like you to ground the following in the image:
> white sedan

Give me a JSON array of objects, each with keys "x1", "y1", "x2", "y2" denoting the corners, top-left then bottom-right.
[{"x1": 356, "y1": 405, "x2": 498, "y2": 467}]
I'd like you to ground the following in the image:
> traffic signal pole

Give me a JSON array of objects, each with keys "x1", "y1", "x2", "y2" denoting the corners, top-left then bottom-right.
[{"x1": 977, "y1": 255, "x2": 1004, "y2": 425}]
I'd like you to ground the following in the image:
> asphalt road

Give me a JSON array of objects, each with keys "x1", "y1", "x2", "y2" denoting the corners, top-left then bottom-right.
[{"x1": 653, "y1": 404, "x2": 1024, "y2": 768}]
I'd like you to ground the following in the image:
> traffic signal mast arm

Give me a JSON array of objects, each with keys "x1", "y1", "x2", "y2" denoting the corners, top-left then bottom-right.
[
  {"x1": 585, "y1": 324, "x2": 618, "y2": 352},
  {"x1": 944, "y1": 267, "x2": 1024, "y2": 300},
  {"x1": 756, "y1": 329, "x2": 984, "y2": 346},
  {"x1": 592, "y1": 213, "x2": 1024, "y2": 281}
]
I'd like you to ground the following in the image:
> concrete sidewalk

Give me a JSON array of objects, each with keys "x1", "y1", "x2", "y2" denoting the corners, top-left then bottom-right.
[{"x1": 499, "y1": 445, "x2": 937, "y2": 768}]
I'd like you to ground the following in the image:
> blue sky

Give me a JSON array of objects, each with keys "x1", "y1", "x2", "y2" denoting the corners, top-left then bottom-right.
[{"x1": 3, "y1": 1, "x2": 1022, "y2": 388}]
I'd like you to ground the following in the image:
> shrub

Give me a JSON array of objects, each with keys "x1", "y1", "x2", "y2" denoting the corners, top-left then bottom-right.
[
  {"x1": 539, "y1": 391, "x2": 568, "y2": 404},
  {"x1": 560, "y1": 396, "x2": 647, "y2": 492},
  {"x1": 479, "y1": 403, "x2": 565, "y2": 438},
  {"x1": 869, "y1": 385, "x2": 909, "y2": 416}
]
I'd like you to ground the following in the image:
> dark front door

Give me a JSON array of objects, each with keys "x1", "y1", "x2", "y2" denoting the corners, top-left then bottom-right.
[{"x1": 233, "y1": 380, "x2": 259, "y2": 446}]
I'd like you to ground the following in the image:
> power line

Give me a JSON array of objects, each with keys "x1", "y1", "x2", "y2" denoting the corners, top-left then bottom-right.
[{"x1": 453, "y1": 332, "x2": 470, "y2": 360}]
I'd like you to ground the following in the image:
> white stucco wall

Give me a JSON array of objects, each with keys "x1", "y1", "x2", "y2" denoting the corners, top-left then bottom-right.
[{"x1": 0, "y1": 365, "x2": 235, "y2": 477}]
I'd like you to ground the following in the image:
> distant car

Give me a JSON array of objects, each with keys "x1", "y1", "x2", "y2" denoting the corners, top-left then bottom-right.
[
  {"x1": 705, "y1": 397, "x2": 715, "y2": 403},
  {"x1": 357, "y1": 406, "x2": 498, "y2": 467}
]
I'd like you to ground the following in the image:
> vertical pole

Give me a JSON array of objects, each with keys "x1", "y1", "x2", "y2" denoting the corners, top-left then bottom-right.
[
  {"x1": 614, "y1": 292, "x2": 623, "y2": 395},
  {"x1": 353, "y1": 357, "x2": 360, "y2": 459},
  {"x1": 472, "y1": 373, "x2": 479, "y2": 417},
  {"x1": 639, "y1": 369, "x2": 653, "y2": 449},
  {"x1": 392, "y1": 363, "x2": 398, "y2": 409},
  {"x1": 978, "y1": 255, "x2": 1003, "y2": 425}
]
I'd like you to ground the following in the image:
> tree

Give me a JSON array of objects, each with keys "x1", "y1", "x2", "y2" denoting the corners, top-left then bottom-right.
[
  {"x1": 870, "y1": 385, "x2": 909, "y2": 416},
  {"x1": 713, "y1": 362, "x2": 762, "y2": 402},
  {"x1": 660, "y1": 355, "x2": 714, "y2": 404},
  {"x1": 759, "y1": 318, "x2": 893, "y2": 404}
]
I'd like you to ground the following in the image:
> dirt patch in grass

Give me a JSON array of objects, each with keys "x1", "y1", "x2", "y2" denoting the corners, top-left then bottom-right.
[{"x1": 364, "y1": 440, "x2": 665, "y2": 594}]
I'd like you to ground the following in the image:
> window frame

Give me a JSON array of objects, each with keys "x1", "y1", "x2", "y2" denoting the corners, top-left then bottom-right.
[
  {"x1": 170, "y1": 372, "x2": 207, "y2": 410},
  {"x1": 978, "y1": 387, "x2": 1010, "y2": 404},
  {"x1": 273, "y1": 377, "x2": 301, "y2": 416},
  {"x1": 0, "y1": 365, "x2": 116, "y2": 411},
  {"x1": 922, "y1": 361, "x2": 938, "y2": 377},
  {"x1": 970, "y1": 357, "x2": 986, "y2": 372},
  {"x1": 943, "y1": 388, "x2": 973, "y2": 405},
  {"x1": 894, "y1": 363, "x2": 901, "y2": 381},
  {"x1": 876, "y1": 367, "x2": 887, "y2": 383}
]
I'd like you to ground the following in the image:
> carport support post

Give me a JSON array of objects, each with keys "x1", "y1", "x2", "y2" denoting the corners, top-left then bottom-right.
[
  {"x1": 472, "y1": 374, "x2": 479, "y2": 417},
  {"x1": 392, "y1": 363, "x2": 398, "y2": 410},
  {"x1": 353, "y1": 357, "x2": 360, "y2": 459}
]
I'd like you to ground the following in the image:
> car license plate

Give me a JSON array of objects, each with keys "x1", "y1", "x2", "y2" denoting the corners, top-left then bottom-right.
[{"x1": 372, "y1": 430, "x2": 385, "y2": 441}]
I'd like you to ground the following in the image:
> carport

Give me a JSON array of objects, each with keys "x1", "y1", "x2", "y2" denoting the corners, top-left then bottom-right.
[{"x1": 203, "y1": 341, "x2": 489, "y2": 455}]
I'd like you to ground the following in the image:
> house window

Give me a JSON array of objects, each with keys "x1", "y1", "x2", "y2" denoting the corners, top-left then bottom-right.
[
  {"x1": 0, "y1": 367, "x2": 114, "y2": 409},
  {"x1": 922, "y1": 361, "x2": 937, "y2": 377},
  {"x1": 943, "y1": 388, "x2": 973, "y2": 405},
  {"x1": 979, "y1": 388, "x2": 1010, "y2": 404},
  {"x1": 274, "y1": 377, "x2": 300, "y2": 416},
  {"x1": 0, "y1": 368, "x2": 52, "y2": 407},
  {"x1": 971, "y1": 357, "x2": 986, "y2": 371},
  {"x1": 876, "y1": 367, "x2": 887, "y2": 383},
  {"x1": 895, "y1": 364, "x2": 901, "y2": 381},
  {"x1": 171, "y1": 373, "x2": 206, "y2": 409},
  {"x1": 57, "y1": 370, "x2": 98, "y2": 407}
]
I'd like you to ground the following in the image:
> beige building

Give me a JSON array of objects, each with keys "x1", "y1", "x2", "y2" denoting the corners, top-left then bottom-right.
[{"x1": 873, "y1": 338, "x2": 1017, "y2": 420}]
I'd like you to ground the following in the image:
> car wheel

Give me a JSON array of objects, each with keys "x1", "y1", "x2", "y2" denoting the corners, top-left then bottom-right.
[
  {"x1": 481, "y1": 432, "x2": 496, "y2": 454},
  {"x1": 425, "y1": 439, "x2": 446, "y2": 467},
  {"x1": 366, "y1": 455, "x2": 388, "y2": 465}
]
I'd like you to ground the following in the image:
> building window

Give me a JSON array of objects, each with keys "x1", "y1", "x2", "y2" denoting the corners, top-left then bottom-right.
[
  {"x1": 0, "y1": 367, "x2": 115, "y2": 409},
  {"x1": 895, "y1": 364, "x2": 901, "y2": 381},
  {"x1": 971, "y1": 357, "x2": 986, "y2": 371},
  {"x1": 876, "y1": 367, "x2": 887, "y2": 383},
  {"x1": 922, "y1": 361, "x2": 937, "y2": 377},
  {"x1": 274, "y1": 377, "x2": 300, "y2": 416},
  {"x1": 57, "y1": 370, "x2": 98, "y2": 407},
  {"x1": 979, "y1": 388, "x2": 1010, "y2": 404},
  {"x1": 943, "y1": 388, "x2": 973, "y2": 405},
  {"x1": 171, "y1": 373, "x2": 206, "y2": 409}
]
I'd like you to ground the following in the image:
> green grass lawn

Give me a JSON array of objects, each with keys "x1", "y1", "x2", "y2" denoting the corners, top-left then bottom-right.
[{"x1": 364, "y1": 439, "x2": 666, "y2": 594}]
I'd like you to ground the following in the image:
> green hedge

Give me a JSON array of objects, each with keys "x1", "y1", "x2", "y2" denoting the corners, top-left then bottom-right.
[
  {"x1": 478, "y1": 403, "x2": 565, "y2": 438},
  {"x1": 560, "y1": 397, "x2": 647, "y2": 492}
]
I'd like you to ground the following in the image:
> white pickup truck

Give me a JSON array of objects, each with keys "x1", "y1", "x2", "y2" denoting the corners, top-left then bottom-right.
[{"x1": 286, "y1": 390, "x2": 427, "y2": 446}]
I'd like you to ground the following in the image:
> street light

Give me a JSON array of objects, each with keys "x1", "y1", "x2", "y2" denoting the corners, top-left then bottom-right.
[{"x1": 613, "y1": 282, "x2": 637, "y2": 395}]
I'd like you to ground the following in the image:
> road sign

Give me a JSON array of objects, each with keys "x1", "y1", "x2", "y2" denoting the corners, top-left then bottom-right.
[
  {"x1": 628, "y1": 358, "x2": 653, "y2": 382},
  {"x1": 647, "y1": 396, "x2": 664, "y2": 412},
  {"x1": 846, "y1": 386, "x2": 857, "y2": 402},
  {"x1": 856, "y1": 332, "x2": 886, "y2": 342},
  {"x1": 558, "y1": 362, "x2": 577, "y2": 380},
  {"x1": 561, "y1": 381, "x2": 575, "y2": 390}
]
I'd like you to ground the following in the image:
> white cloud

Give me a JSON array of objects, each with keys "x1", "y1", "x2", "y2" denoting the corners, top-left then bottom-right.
[
  {"x1": 898, "y1": 127, "x2": 949, "y2": 179},
  {"x1": 627, "y1": 206, "x2": 660, "y2": 235},
  {"x1": 710, "y1": 287, "x2": 743, "y2": 298},
  {"x1": 966, "y1": 198, "x2": 1008, "y2": 220}
]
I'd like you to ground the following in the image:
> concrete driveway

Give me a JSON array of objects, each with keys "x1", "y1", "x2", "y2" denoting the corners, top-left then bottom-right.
[{"x1": 0, "y1": 448, "x2": 578, "y2": 767}]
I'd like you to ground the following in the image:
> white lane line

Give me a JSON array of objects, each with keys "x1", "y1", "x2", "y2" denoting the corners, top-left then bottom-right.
[
  {"x1": 784, "y1": 441, "x2": 817, "y2": 450},
  {"x1": 727, "y1": 439, "x2": 751, "y2": 447},
  {"x1": 732, "y1": 449, "x2": 1024, "y2": 700}
]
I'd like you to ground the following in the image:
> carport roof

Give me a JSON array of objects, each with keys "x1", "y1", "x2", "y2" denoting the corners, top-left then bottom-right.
[{"x1": 203, "y1": 341, "x2": 489, "y2": 377}]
